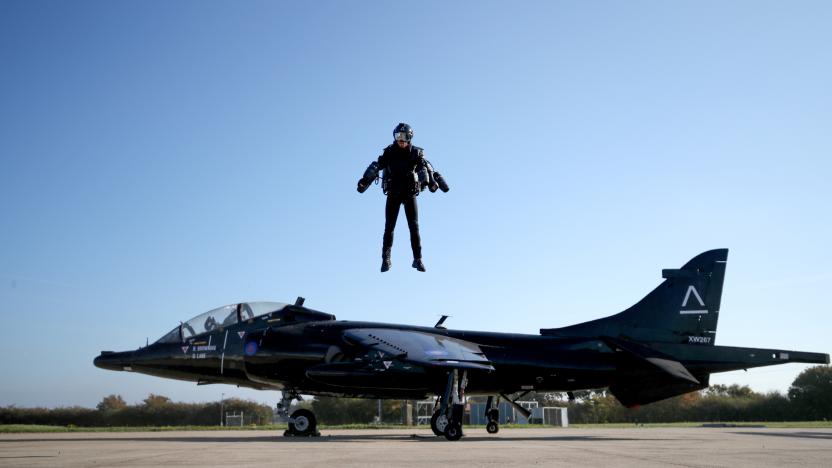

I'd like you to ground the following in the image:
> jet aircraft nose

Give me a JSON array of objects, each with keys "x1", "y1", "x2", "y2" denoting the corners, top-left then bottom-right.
[{"x1": 94, "y1": 351, "x2": 135, "y2": 371}]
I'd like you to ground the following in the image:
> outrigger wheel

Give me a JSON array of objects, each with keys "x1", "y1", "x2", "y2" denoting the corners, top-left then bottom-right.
[{"x1": 285, "y1": 409, "x2": 320, "y2": 437}]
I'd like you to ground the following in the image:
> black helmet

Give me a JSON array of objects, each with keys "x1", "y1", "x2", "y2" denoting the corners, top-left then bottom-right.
[{"x1": 393, "y1": 123, "x2": 413, "y2": 142}]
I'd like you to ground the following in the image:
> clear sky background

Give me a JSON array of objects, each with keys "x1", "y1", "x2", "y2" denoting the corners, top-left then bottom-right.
[{"x1": 1, "y1": 1, "x2": 830, "y2": 408}]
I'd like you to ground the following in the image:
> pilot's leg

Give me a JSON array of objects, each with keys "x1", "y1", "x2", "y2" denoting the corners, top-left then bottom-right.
[
  {"x1": 381, "y1": 195, "x2": 401, "y2": 272},
  {"x1": 403, "y1": 196, "x2": 424, "y2": 272}
]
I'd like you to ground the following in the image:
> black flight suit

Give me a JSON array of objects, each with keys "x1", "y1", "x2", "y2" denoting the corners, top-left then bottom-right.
[{"x1": 377, "y1": 143, "x2": 428, "y2": 261}]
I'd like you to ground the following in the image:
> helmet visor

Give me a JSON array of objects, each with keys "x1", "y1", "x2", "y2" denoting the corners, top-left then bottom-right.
[{"x1": 394, "y1": 131, "x2": 412, "y2": 142}]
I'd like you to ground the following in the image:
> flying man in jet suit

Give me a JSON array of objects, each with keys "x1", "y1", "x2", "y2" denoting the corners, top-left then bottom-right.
[{"x1": 357, "y1": 123, "x2": 450, "y2": 272}]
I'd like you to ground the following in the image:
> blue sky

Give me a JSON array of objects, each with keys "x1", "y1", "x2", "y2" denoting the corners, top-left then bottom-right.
[{"x1": 1, "y1": 1, "x2": 830, "y2": 407}]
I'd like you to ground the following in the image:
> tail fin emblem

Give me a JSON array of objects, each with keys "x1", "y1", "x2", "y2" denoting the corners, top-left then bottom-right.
[{"x1": 680, "y1": 285, "x2": 708, "y2": 314}]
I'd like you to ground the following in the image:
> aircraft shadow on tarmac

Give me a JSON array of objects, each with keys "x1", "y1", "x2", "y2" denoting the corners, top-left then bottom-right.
[
  {"x1": 735, "y1": 431, "x2": 832, "y2": 440},
  {"x1": 1, "y1": 433, "x2": 667, "y2": 444}
]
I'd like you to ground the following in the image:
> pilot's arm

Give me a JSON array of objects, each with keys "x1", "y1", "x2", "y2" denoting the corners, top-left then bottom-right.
[
  {"x1": 415, "y1": 153, "x2": 439, "y2": 193},
  {"x1": 422, "y1": 157, "x2": 449, "y2": 193},
  {"x1": 357, "y1": 155, "x2": 383, "y2": 193}
]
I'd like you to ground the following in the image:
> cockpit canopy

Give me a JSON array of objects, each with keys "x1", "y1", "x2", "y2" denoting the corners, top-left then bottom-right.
[{"x1": 156, "y1": 301, "x2": 289, "y2": 344}]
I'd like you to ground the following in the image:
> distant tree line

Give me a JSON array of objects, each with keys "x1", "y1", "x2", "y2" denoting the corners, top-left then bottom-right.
[
  {"x1": 520, "y1": 365, "x2": 831, "y2": 424},
  {"x1": 304, "y1": 397, "x2": 406, "y2": 425},
  {"x1": 1, "y1": 366, "x2": 829, "y2": 427},
  {"x1": 555, "y1": 385, "x2": 791, "y2": 424},
  {"x1": 0, "y1": 395, "x2": 273, "y2": 427}
]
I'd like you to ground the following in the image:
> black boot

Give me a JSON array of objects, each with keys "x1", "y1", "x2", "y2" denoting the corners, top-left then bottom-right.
[
  {"x1": 381, "y1": 250, "x2": 392, "y2": 272},
  {"x1": 412, "y1": 258, "x2": 425, "y2": 272}
]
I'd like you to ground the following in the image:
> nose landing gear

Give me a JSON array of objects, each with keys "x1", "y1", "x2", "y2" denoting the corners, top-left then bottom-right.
[{"x1": 278, "y1": 390, "x2": 320, "y2": 437}]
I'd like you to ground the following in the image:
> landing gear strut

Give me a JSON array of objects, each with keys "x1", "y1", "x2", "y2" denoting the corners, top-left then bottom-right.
[
  {"x1": 431, "y1": 369, "x2": 467, "y2": 441},
  {"x1": 485, "y1": 395, "x2": 500, "y2": 434},
  {"x1": 278, "y1": 389, "x2": 320, "y2": 437}
]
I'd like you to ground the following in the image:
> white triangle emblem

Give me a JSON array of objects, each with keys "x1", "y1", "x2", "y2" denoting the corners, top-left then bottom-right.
[
  {"x1": 238, "y1": 331, "x2": 245, "y2": 339},
  {"x1": 680, "y1": 285, "x2": 708, "y2": 314},
  {"x1": 681, "y1": 285, "x2": 705, "y2": 307},
  {"x1": 383, "y1": 361, "x2": 392, "y2": 369},
  {"x1": 181, "y1": 346, "x2": 189, "y2": 354}
]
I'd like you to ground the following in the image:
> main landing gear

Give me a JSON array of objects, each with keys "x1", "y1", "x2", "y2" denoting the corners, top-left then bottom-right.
[
  {"x1": 430, "y1": 380, "x2": 503, "y2": 439},
  {"x1": 278, "y1": 389, "x2": 320, "y2": 437},
  {"x1": 431, "y1": 369, "x2": 468, "y2": 441},
  {"x1": 430, "y1": 390, "x2": 507, "y2": 438}
]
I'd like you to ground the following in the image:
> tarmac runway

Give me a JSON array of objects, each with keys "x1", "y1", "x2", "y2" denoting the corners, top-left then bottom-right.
[{"x1": 1, "y1": 427, "x2": 831, "y2": 467}]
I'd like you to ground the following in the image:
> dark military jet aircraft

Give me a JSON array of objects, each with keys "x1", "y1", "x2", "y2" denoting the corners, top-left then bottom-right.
[{"x1": 94, "y1": 249, "x2": 828, "y2": 440}]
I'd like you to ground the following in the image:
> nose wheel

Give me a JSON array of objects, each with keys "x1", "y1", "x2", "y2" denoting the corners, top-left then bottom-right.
[
  {"x1": 277, "y1": 390, "x2": 320, "y2": 437},
  {"x1": 285, "y1": 408, "x2": 320, "y2": 437}
]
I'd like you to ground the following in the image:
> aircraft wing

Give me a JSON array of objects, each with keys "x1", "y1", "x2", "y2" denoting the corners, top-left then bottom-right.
[{"x1": 343, "y1": 328, "x2": 495, "y2": 371}]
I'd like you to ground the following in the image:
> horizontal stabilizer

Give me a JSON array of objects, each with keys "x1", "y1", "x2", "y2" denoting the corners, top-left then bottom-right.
[{"x1": 653, "y1": 344, "x2": 831, "y2": 373}]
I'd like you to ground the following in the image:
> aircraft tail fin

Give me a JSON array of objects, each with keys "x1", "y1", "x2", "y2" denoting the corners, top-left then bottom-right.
[{"x1": 541, "y1": 249, "x2": 728, "y2": 345}]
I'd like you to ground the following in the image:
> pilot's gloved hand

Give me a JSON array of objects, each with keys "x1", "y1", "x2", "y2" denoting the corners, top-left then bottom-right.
[{"x1": 429, "y1": 183, "x2": 439, "y2": 193}]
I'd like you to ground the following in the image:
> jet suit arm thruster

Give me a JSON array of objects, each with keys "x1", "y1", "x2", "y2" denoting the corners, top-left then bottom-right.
[
  {"x1": 412, "y1": 148, "x2": 449, "y2": 193},
  {"x1": 357, "y1": 160, "x2": 380, "y2": 193},
  {"x1": 420, "y1": 159, "x2": 450, "y2": 193}
]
